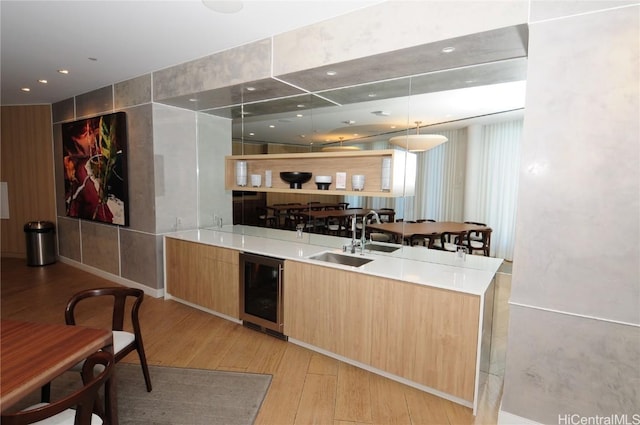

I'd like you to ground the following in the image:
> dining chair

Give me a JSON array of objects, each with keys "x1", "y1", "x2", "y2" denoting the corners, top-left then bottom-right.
[
  {"x1": 42, "y1": 287, "x2": 152, "y2": 403},
  {"x1": 378, "y1": 208, "x2": 395, "y2": 223},
  {"x1": 326, "y1": 215, "x2": 348, "y2": 236},
  {"x1": 461, "y1": 228, "x2": 492, "y2": 256},
  {"x1": 271, "y1": 203, "x2": 289, "y2": 228},
  {"x1": 4, "y1": 351, "x2": 114, "y2": 425},
  {"x1": 283, "y1": 203, "x2": 303, "y2": 229},
  {"x1": 409, "y1": 233, "x2": 438, "y2": 248},
  {"x1": 256, "y1": 206, "x2": 276, "y2": 227},
  {"x1": 464, "y1": 221, "x2": 487, "y2": 242},
  {"x1": 431, "y1": 231, "x2": 466, "y2": 252}
]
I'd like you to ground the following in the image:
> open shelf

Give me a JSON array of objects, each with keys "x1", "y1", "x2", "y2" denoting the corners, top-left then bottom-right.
[{"x1": 225, "y1": 149, "x2": 416, "y2": 197}]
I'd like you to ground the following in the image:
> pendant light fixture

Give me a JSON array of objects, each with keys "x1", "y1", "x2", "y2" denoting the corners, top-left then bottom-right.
[
  {"x1": 321, "y1": 137, "x2": 361, "y2": 152},
  {"x1": 389, "y1": 121, "x2": 448, "y2": 152}
]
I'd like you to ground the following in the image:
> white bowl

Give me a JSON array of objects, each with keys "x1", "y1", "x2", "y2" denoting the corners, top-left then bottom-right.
[{"x1": 315, "y1": 175, "x2": 332, "y2": 183}]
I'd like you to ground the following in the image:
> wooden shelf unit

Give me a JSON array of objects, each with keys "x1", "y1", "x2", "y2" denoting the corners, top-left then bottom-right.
[{"x1": 224, "y1": 149, "x2": 416, "y2": 197}]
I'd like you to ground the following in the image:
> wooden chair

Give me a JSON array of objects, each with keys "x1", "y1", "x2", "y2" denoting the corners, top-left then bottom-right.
[
  {"x1": 378, "y1": 208, "x2": 395, "y2": 223},
  {"x1": 326, "y1": 215, "x2": 348, "y2": 236},
  {"x1": 461, "y1": 228, "x2": 492, "y2": 256},
  {"x1": 431, "y1": 231, "x2": 467, "y2": 252},
  {"x1": 464, "y1": 221, "x2": 487, "y2": 242},
  {"x1": 256, "y1": 206, "x2": 276, "y2": 227},
  {"x1": 42, "y1": 287, "x2": 152, "y2": 403},
  {"x1": 4, "y1": 351, "x2": 114, "y2": 425},
  {"x1": 283, "y1": 203, "x2": 303, "y2": 229},
  {"x1": 271, "y1": 203, "x2": 290, "y2": 228},
  {"x1": 409, "y1": 233, "x2": 438, "y2": 248}
]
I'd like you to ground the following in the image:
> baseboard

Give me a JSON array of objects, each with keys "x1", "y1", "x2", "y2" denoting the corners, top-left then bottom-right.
[
  {"x1": 498, "y1": 409, "x2": 543, "y2": 425},
  {"x1": 58, "y1": 256, "x2": 164, "y2": 298}
]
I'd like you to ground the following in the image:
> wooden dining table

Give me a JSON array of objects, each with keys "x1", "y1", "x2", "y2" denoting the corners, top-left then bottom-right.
[
  {"x1": 0, "y1": 319, "x2": 117, "y2": 423},
  {"x1": 301, "y1": 208, "x2": 391, "y2": 220},
  {"x1": 268, "y1": 203, "x2": 342, "y2": 213},
  {"x1": 366, "y1": 221, "x2": 490, "y2": 241}
]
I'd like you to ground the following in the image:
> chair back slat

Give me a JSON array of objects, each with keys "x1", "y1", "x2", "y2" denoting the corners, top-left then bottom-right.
[{"x1": 2, "y1": 351, "x2": 114, "y2": 425}]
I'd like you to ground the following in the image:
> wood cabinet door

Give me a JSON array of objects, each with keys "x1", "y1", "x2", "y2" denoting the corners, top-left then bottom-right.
[
  {"x1": 284, "y1": 260, "x2": 373, "y2": 364},
  {"x1": 165, "y1": 238, "x2": 239, "y2": 318},
  {"x1": 371, "y1": 280, "x2": 480, "y2": 402}
]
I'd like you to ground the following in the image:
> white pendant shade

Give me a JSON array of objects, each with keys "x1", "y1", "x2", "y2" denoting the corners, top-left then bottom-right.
[
  {"x1": 389, "y1": 134, "x2": 448, "y2": 152},
  {"x1": 389, "y1": 120, "x2": 448, "y2": 152}
]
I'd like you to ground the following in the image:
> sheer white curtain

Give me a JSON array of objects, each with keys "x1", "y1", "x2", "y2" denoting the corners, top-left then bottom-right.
[
  {"x1": 464, "y1": 120, "x2": 522, "y2": 260},
  {"x1": 408, "y1": 129, "x2": 467, "y2": 222}
]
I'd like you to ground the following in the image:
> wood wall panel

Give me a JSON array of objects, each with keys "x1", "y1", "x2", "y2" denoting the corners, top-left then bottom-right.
[{"x1": 1, "y1": 105, "x2": 55, "y2": 258}]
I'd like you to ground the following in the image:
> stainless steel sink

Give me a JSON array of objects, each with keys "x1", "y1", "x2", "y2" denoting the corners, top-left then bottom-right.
[
  {"x1": 309, "y1": 252, "x2": 373, "y2": 267},
  {"x1": 366, "y1": 243, "x2": 400, "y2": 253}
]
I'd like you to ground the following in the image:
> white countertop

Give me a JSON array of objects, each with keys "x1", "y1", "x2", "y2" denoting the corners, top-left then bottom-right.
[{"x1": 165, "y1": 225, "x2": 503, "y2": 296}]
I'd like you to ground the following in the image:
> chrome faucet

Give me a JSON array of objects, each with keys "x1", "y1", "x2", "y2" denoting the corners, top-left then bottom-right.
[
  {"x1": 343, "y1": 212, "x2": 360, "y2": 254},
  {"x1": 360, "y1": 210, "x2": 381, "y2": 254}
]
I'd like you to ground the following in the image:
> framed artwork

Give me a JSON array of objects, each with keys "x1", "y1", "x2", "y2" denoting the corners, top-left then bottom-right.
[{"x1": 62, "y1": 112, "x2": 129, "y2": 226}]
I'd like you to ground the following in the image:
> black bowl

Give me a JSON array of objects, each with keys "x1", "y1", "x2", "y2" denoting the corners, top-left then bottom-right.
[{"x1": 280, "y1": 171, "x2": 312, "y2": 189}]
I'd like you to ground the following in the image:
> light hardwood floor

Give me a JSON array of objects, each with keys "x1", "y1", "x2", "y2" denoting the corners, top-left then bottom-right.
[{"x1": 0, "y1": 257, "x2": 511, "y2": 425}]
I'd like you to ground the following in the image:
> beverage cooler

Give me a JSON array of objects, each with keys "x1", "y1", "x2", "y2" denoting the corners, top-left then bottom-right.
[{"x1": 239, "y1": 252, "x2": 286, "y2": 339}]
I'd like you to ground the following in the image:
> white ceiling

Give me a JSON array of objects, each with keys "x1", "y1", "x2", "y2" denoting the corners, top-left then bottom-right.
[
  {"x1": 237, "y1": 80, "x2": 526, "y2": 145},
  {"x1": 1, "y1": 0, "x2": 527, "y2": 147},
  {"x1": 0, "y1": 0, "x2": 380, "y2": 105}
]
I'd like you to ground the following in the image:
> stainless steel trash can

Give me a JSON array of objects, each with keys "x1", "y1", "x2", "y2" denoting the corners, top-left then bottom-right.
[{"x1": 24, "y1": 221, "x2": 56, "y2": 266}]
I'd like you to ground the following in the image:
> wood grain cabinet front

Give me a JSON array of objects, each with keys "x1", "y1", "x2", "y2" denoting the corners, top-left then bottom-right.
[
  {"x1": 165, "y1": 238, "x2": 239, "y2": 319},
  {"x1": 284, "y1": 260, "x2": 480, "y2": 403}
]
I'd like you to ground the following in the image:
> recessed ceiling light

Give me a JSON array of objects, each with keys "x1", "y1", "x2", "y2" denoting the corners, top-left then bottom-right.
[
  {"x1": 38, "y1": 79, "x2": 47, "y2": 84},
  {"x1": 390, "y1": 125, "x2": 397, "y2": 129},
  {"x1": 297, "y1": 104, "x2": 305, "y2": 108},
  {"x1": 296, "y1": 114, "x2": 303, "y2": 118},
  {"x1": 371, "y1": 111, "x2": 390, "y2": 117},
  {"x1": 249, "y1": 132, "x2": 255, "y2": 136},
  {"x1": 269, "y1": 125, "x2": 275, "y2": 128},
  {"x1": 20, "y1": 87, "x2": 30, "y2": 92},
  {"x1": 188, "y1": 98, "x2": 198, "y2": 102},
  {"x1": 246, "y1": 86, "x2": 256, "y2": 91},
  {"x1": 368, "y1": 93, "x2": 377, "y2": 98},
  {"x1": 441, "y1": 46, "x2": 456, "y2": 53},
  {"x1": 57, "y1": 69, "x2": 69, "y2": 74},
  {"x1": 326, "y1": 70, "x2": 337, "y2": 76}
]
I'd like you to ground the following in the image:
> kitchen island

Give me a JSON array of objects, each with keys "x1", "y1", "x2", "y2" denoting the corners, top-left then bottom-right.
[{"x1": 164, "y1": 225, "x2": 502, "y2": 414}]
